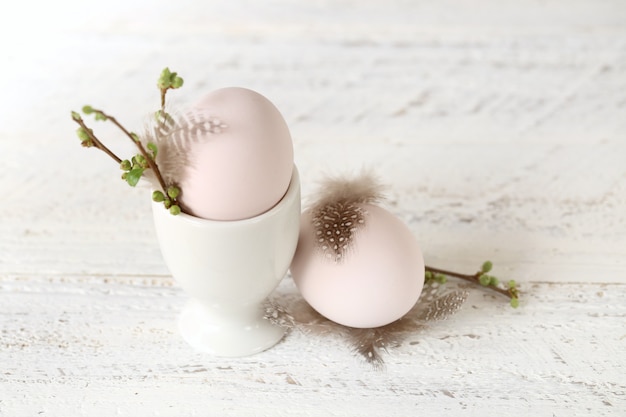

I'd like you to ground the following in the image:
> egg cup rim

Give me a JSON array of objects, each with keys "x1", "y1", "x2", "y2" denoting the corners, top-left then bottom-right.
[{"x1": 152, "y1": 165, "x2": 299, "y2": 227}]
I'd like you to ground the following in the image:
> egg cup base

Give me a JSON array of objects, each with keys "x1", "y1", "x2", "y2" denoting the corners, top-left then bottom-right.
[{"x1": 178, "y1": 299, "x2": 285, "y2": 356}]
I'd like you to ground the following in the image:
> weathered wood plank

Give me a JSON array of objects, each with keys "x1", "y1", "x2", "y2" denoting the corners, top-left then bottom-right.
[{"x1": 0, "y1": 276, "x2": 624, "y2": 416}]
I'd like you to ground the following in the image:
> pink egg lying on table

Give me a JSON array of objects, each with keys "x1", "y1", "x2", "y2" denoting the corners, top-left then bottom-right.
[
  {"x1": 290, "y1": 203, "x2": 425, "y2": 328},
  {"x1": 179, "y1": 87, "x2": 294, "y2": 221}
]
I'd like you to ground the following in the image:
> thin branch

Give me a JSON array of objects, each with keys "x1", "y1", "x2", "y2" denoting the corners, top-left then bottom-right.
[
  {"x1": 425, "y1": 265, "x2": 513, "y2": 299},
  {"x1": 160, "y1": 88, "x2": 167, "y2": 110},
  {"x1": 72, "y1": 117, "x2": 122, "y2": 164},
  {"x1": 92, "y1": 109, "x2": 169, "y2": 195}
]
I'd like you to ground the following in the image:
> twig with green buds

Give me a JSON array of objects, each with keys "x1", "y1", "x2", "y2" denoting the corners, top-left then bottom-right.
[
  {"x1": 156, "y1": 67, "x2": 184, "y2": 125},
  {"x1": 70, "y1": 68, "x2": 185, "y2": 215},
  {"x1": 72, "y1": 112, "x2": 122, "y2": 164},
  {"x1": 425, "y1": 261, "x2": 520, "y2": 308}
]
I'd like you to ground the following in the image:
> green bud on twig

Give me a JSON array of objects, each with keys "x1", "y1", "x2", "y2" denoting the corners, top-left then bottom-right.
[
  {"x1": 169, "y1": 205, "x2": 181, "y2": 215},
  {"x1": 120, "y1": 160, "x2": 132, "y2": 171},
  {"x1": 147, "y1": 142, "x2": 158, "y2": 158},
  {"x1": 479, "y1": 274, "x2": 491, "y2": 286},
  {"x1": 435, "y1": 273, "x2": 447, "y2": 284},
  {"x1": 481, "y1": 261, "x2": 493, "y2": 273},
  {"x1": 167, "y1": 186, "x2": 180, "y2": 199},
  {"x1": 155, "y1": 110, "x2": 175, "y2": 126},
  {"x1": 171, "y1": 76, "x2": 184, "y2": 89},
  {"x1": 76, "y1": 127, "x2": 91, "y2": 142},
  {"x1": 136, "y1": 154, "x2": 147, "y2": 167},
  {"x1": 82, "y1": 105, "x2": 94, "y2": 114},
  {"x1": 152, "y1": 190, "x2": 165, "y2": 202},
  {"x1": 71, "y1": 111, "x2": 82, "y2": 121},
  {"x1": 157, "y1": 67, "x2": 173, "y2": 89},
  {"x1": 157, "y1": 67, "x2": 185, "y2": 90}
]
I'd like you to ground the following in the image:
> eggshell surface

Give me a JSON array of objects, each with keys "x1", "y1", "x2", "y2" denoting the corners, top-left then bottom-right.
[
  {"x1": 290, "y1": 204, "x2": 425, "y2": 328},
  {"x1": 180, "y1": 87, "x2": 293, "y2": 220}
]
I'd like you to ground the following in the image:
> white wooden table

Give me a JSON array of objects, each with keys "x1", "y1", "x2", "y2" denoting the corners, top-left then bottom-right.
[{"x1": 1, "y1": 1, "x2": 625, "y2": 415}]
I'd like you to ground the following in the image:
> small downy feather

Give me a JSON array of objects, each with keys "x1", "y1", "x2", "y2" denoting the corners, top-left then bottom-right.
[
  {"x1": 348, "y1": 317, "x2": 426, "y2": 369},
  {"x1": 139, "y1": 107, "x2": 228, "y2": 189},
  {"x1": 309, "y1": 171, "x2": 385, "y2": 210}
]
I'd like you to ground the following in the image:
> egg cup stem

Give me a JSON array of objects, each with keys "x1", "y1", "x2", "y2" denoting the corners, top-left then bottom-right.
[{"x1": 178, "y1": 300, "x2": 285, "y2": 356}]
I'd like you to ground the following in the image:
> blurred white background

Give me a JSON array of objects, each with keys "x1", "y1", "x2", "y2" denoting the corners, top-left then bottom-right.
[{"x1": 0, "y1": 0, "x2": 624, "y2": 281}]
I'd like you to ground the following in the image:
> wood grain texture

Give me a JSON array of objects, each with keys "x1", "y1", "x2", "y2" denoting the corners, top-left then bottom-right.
[
  {"x1": 1, "y1": 276, "x2": 625, "y2": 416},
  {"x1": 0, "y1": 0, "x2": 625, "y2": 415}
]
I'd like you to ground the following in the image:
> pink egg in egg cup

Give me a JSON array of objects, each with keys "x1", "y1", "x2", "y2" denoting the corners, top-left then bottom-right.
[{"x1": 152, "y1": 167, "x2": 300, "y2": 356}]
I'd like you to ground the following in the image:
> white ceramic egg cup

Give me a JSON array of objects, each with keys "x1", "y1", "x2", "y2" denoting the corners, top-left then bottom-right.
[{"x1": 152, "y1": 168, "x2": 300, "y2": 356}]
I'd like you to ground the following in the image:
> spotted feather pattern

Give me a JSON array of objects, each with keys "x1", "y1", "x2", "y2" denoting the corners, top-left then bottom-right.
[
  {"x1": 416, "y1": 284, "x2": 469, "y2": 322},
  {"x1": 311, "y1": 202, "x2": 367, "y2": 262}
]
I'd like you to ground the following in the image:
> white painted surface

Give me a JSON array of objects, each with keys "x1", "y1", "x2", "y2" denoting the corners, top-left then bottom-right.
[{"x1": 0, "y1": 0, "x2": 624, "y2": 415}]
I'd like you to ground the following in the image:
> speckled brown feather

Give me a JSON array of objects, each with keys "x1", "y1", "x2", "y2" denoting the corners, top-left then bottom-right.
[{"x1": 308, "y1": 172, "x2": 385, "y2": 262}]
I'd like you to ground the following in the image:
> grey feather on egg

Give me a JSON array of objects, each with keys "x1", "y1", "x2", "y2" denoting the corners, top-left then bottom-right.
[{"x1": 138, "y1": 108, "x2": 228, "y2": 189}]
